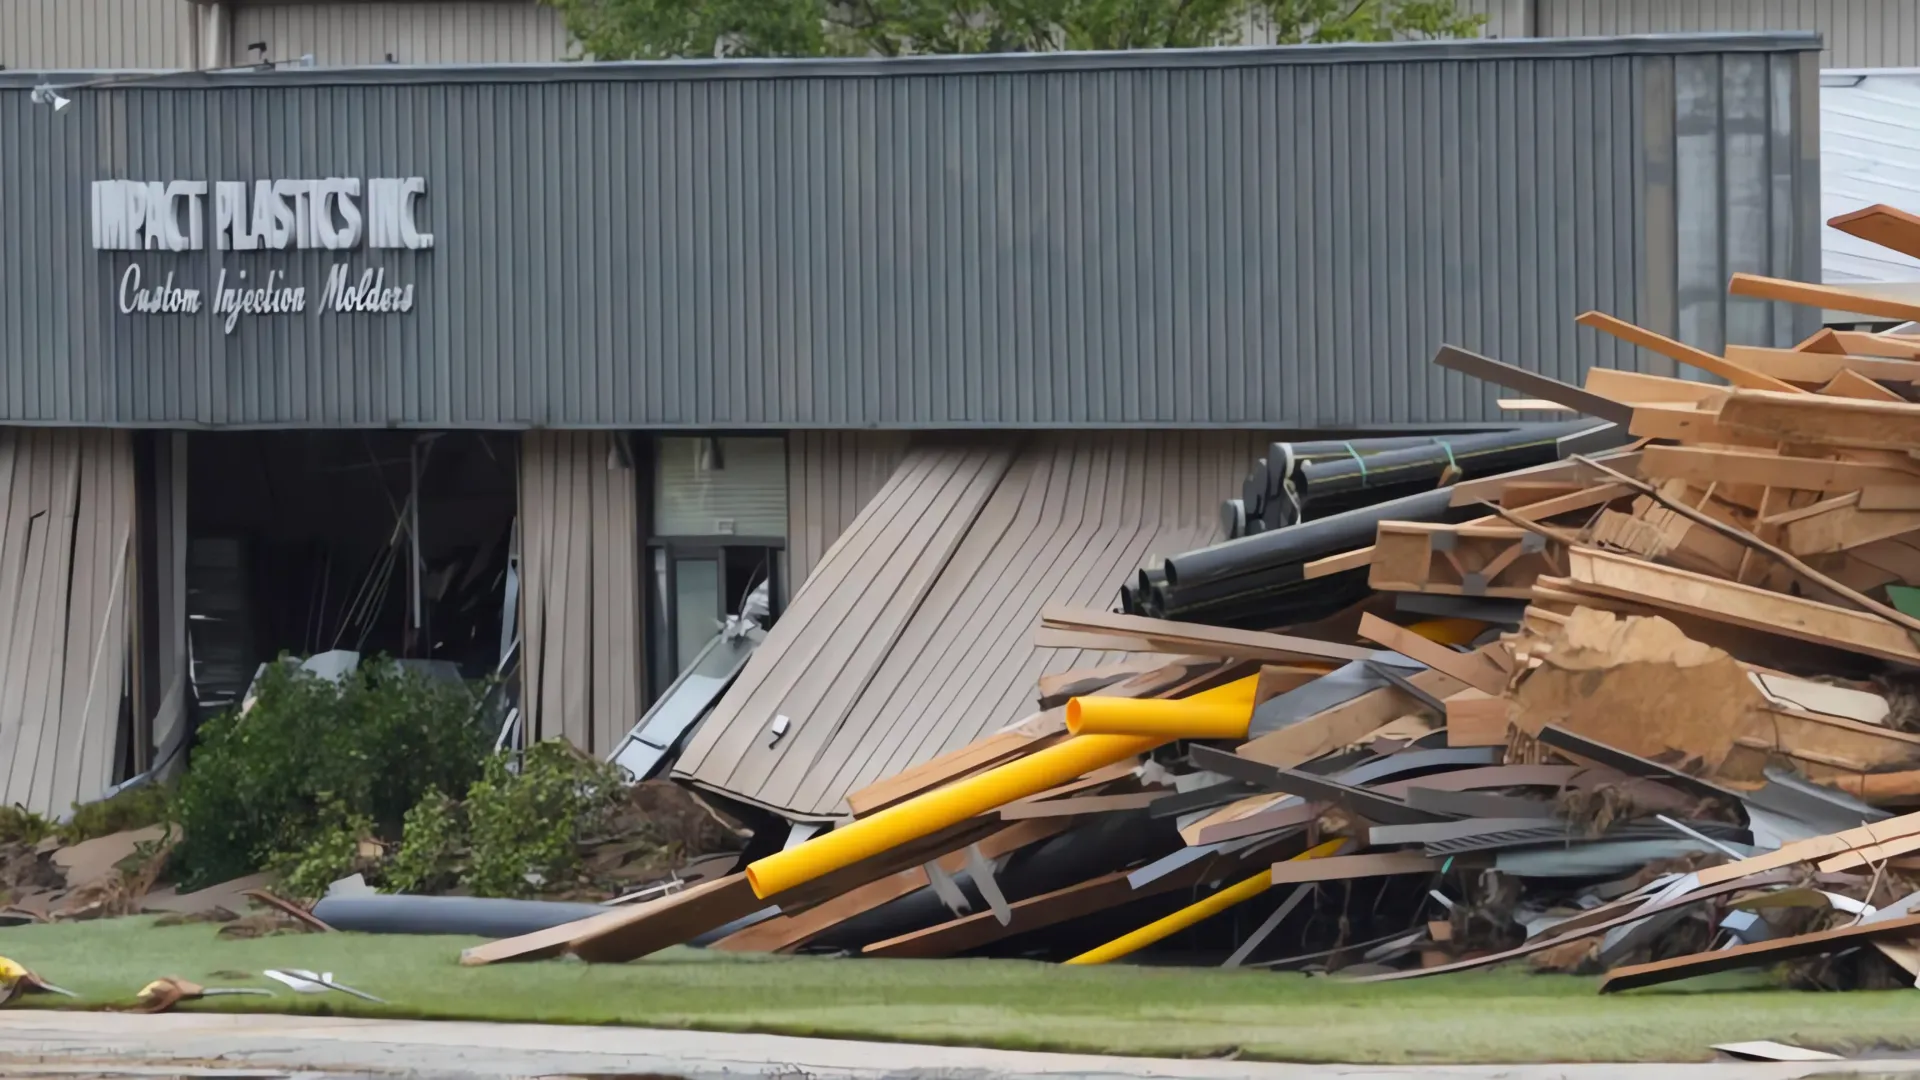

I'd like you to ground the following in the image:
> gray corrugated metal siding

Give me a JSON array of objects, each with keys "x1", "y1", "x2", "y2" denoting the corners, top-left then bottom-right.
[{"x1": 0, "y1": 37, "x2": 1820, "y2": 430}]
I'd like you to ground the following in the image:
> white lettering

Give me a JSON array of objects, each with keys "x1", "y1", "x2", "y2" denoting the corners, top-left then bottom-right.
[
  {"x1": 117, "y1": 262, "x2": 202, "y2": 315},
  {"x1": 399, "y1": 177, "x2": 431, "y2": 249}
]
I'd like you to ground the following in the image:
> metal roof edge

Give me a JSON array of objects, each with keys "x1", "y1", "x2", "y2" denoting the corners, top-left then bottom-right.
[{"x1": 0, "y1": 32, "x2": 1822, "y2": 89}]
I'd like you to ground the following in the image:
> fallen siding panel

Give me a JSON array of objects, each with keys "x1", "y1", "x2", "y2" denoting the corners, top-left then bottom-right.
[
  {"x1": 786, "y1": 431, "x2": 912, "y2": 595},
  {"x1": 520, "y1": 431, "x2": 643, "y2": 755},
  {"x1": 673, "y1": 444, "x2": 1015, "y2": 806},
  {"x1": 676, "y1": 432, "x2": 1257, "y2": 820},
  {"x1": 0, "y1": 429, "x2": 135, "y2": 817}
]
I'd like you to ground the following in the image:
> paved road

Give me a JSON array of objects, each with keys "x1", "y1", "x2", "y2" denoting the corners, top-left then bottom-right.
[{"x1": 0, "y1": 1012, "x2": 1914, "y2": 1080}]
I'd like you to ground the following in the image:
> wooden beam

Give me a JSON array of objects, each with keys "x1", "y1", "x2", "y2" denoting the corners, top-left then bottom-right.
[
  {"x1": 1639, "y1": 445, "x2": 1914, "y2": 493},
  {"x1": 1798, "y1": 327, "x2": 1849, "y2": 353},
  {"x1": 1040, "y1": 607, "x2": 1376, "y2": 664},
  {"x1": 1430, "y1": 344, "x2": 1633, "y2": 424},
  {"x1": 1563, "y1": 548, "x2": 1920, "y2": 666},
  {"x1": 1827, "y1": 203, "x2": 1920, "y2": 262},
  {"x1": 1723, "y1": 345, "x2": 1920, "y2": 386},
  {"x1": 1834, "y1": 331, "x2": 1920, "y2": 360},
  {"x1": 1822, "y1": 368, "x2": 1910, "y2": 403},
  {"x1": 1584, "y1": 367, "x2": 1729, "y2": 405},
  {"x1": 1357, "y1": 613, "x2": 1506, "y2": 695},
  {"x1": 1779, "y1": 498, "x2": 1920, "y2": 557},
  {"x1": 1600, "y1": 912, "x2": 1920, "y2": 994},
  {"x1": 1717, "y1": 389, "x2": 1920, "y2": 451},
  {"x1": 1628, "y1": 402, "x2": 1771, "y2": 446},
  {"x1": 845, "y1": 714, "x2": 1066, "y2": 817},
  {"x1": 1576, "y1": 311, "x2": 1805, "y2": 394},
  {"x1": 1237, "y1": 668, "x2": 1467, "y2": 768},
  {"x1": 1729, "y1": 272, "x2": 1920, "y2": 325}
]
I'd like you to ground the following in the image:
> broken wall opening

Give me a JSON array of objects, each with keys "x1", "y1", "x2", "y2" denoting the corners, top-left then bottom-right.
[{"x1": 185, "y1": 430, "x2": 518, "y2": 716}]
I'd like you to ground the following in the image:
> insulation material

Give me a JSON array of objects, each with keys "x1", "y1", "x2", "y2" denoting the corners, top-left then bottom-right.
[
  {"x1": 675, "y1": 432, "x2": 1262, "y2": 820},
  {"x1": 1509, "y1": 609, "x2": 1766, "y2": 776},
  {"x1": 0, "y1": 428, "x2": 136, "y2": 816},
  {"x1": 519, "y1": 432, "x2": 643, "y2": 755}
]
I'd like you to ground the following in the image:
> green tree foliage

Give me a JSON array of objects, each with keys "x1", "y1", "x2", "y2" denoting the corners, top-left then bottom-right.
[{"x1": 544, "y1": 0, "x2": 1484, "y2": 59}]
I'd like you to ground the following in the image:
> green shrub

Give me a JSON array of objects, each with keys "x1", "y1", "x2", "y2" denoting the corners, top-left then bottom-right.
[
  {"x1": 460, "y1": 741, "x2": 622, "y2": 898},
  {"x1": 0, "y1": 805, "x2": 54, "y2": 846},
  {"x1": 170, "y1": 657, "x2": 490, "y2": 890},
  {"x1": 62, "y1": 783, "x2": 171, "y2": 844},
  {"x1": 385, "y1": 789, "x2": 465, "y2": 895}
]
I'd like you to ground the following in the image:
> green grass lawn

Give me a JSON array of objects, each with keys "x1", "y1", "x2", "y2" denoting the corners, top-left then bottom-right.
[{"x1": 1, "y1": 917, "x2": 1916, "y2": 1064}]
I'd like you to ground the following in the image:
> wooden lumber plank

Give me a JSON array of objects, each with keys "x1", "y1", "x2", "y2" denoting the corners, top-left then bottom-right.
[
  {"x1": 1640, "y1": 445, "x2": 1914, "y2": 493},
  {"x1": 1576, "y1": 311, "x2": 1805, "y2": 394},
  {"x1": 1599, "y1": 912, "x2": 1920, "y2": 993},
  {"x1": 1447, "y1": 454, "x2": 1641, "y2": 507},
  {"x1": 1822, "y1": 368, "x2": 1909, "y2": 402},
  {"x1": 1430, "y1": 344, "x2": 1634, "y2": 424},
  {"x1": 1584, "y1": 367, "x2": 1730, "y2": 405},
  {"x1": 1834, "y1": 331, "x2": 1920, "y2": 360},
  {"x1": 1268, "y1": 852, "x2": 1437, "y2": 884},
  {"x1": 1860, "y1": 487, "x2": 1920, "y2": 512},
  {"x1": 1829, "y1": 203, "x2": 1920, "y2": 261},
  {"x1": 1444, "y1": 689, "x2": 1510, "y2": 747},
  {"x1": 1818, "y1": 828, "x2": 1920, "y2": 873},
  {"x1": 1035, "y1": 659, "x2": 1166, "y2": 707},
  {"x1": 1724, "y1": 345, "x2": 1920, "y2": 385},
  {"x1": 1563, "y1": 547, "x2": 1920, "y2": 666},
  {"x1": 1779, "y1": 498, "x2": 1920, "y2": 557},
  {"x1": 1236, "y1": 669, "x2": 1467, "y2": 768},
  {"x1": 461, "y1": 873, "x2": 755, "y2": 966},
  {"x1": 1694, "y1": 811, "x2": 1920, "y2": 888},
  {"x1": 1357, "y1": 613, "x2": 1505, "y2": 695},
  {"x1": 1730, "y1": 272, "x2": 1920, "y2": 325},
  {"x1": 1039, "y1": 607, "x2": 1375, "y2": 663},
  {"x1": 1628, "y1": 402, "x2": 1771, "y2": 446},
  {"x1": 1717, "y1": 388, "x2": 1920, "y2": 452}
]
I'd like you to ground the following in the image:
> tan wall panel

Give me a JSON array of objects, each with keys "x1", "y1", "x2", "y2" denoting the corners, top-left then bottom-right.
[
  {"x1": 0, "y1": 0, "x2": 191, "y2": 69},
  {"x1": 785, "y1": 431, "x2": 911, "y2": 596},
  {"x1": 0, "y1": 429, "x2": 136, "y2": 817},
  {"x1": 234, "y1": 2, "x2": 574, "y2": 65},
  {"x1": 518, "y1": 431, "x2": 642, "y2": 756}
]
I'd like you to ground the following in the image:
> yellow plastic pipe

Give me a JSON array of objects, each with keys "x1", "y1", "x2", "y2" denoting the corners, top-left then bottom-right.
[
  {"x1": 1065, "y1": 695, "x2": 1253, "y2": 739},
  {"x1": 1063, "y1": 837, "x2": 1347, "y2": 966},
  {"x1": 1410, "y1": 618, "x2": 1484, "y2": 647},
  {"x1": 746, "y1": 675, "x2": 1259, "y2": 900}
]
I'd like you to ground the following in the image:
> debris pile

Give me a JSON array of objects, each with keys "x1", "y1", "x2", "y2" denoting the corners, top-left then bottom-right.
[{"x1": 450, "y1": 204, "x2": 1920, "y2": 988}]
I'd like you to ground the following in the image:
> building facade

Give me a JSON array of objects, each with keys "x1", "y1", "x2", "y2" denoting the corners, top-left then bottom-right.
[
  {"x1": 0, "y1": 36, "x2": 1822, "y2": 815},
  {"x1": 5, "y1": 0, "x2": 1917, "y2": 71}
]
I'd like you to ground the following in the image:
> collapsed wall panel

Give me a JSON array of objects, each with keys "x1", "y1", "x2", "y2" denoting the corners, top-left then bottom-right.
[
  {"x1": 520, "y1": 431, "x2": 643, "y2": 756},
  {"x1": 674, "y1": 432, "x2": 1259, "y2": 820},
  {"x1": 786, "y1": 431, "x2": 911, "y2": 595},
  {"x1": 0, "y1": 428, "x2": 136, "y2": 816}
]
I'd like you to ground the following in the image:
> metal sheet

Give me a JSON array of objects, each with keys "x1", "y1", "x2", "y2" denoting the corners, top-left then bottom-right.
[
  {"x1": 519, "y1": 431, "x2": 643, "y2": 755},
  {"x1": 0, "y1": 36, "x2": 1819, "y2": 430},
  {"x1": 676, "y1": 431, "x2": 1257, "y2": 819}
]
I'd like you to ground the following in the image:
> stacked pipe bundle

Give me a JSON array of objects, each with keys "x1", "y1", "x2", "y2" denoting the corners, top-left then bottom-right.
[
  {"x1": 1223, "y1": 422, "x2": 1614, "y2": 539},
  {"x1": 1130, "y1": 421, "x2": 1619, "y2": 629}
]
